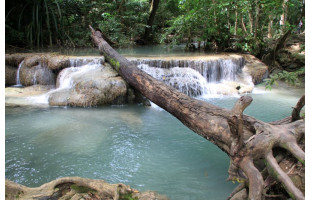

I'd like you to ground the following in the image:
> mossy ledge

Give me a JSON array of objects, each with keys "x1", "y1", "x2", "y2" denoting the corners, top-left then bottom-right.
[{"x1": 5, "y1": 177, "x2": 168, "y2": 200}]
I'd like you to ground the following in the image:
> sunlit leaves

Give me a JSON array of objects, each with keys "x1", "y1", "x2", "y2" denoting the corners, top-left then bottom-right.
[{"x1": 264, "y1": 67, "x2": 305, "y2": 90}]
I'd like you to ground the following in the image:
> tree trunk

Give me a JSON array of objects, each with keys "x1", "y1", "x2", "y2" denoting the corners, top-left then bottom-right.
[
  {"x1": 253, "y1": 0, "x2": 260, "y2": 40},
  {"x1": 248, "y1": 11, "x2": 254, "y2": 34},
  {"x1": 240, "y1": 15, "x2": 248, "y2": 35},
  {"x1": 280, "y1": 0, "x2": 289, "y2": 33},
  {"x1": 267, "y1": 15, "x2": 273, "y2": 38},
  {"x1": 262, "y1": 29, "x2": 291, "y2": 67},
  {"x1": 234, "y1": 8, "x2": 238, "y2": 35},
  {"x1": 89, "y1": 25, "x2": 305, "y2": 200},
  {"x1": 143, "y1": 0, "x2": 160, "y2": 42}
]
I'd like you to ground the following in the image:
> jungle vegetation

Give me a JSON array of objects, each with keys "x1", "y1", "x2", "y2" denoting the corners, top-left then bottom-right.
[{"x1": 5, "y1": 0, "x2": 304, "y2": 52}]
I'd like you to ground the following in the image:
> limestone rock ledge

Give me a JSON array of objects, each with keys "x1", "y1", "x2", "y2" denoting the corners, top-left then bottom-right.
[
  {"x1": 5, "y1": 177, "x2": 168, "y2": 200},
  {"x1": 243, "y1": 54, "x2": 269, "y2": 84}
]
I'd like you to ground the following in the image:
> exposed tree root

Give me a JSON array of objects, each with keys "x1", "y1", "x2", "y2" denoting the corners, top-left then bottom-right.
[
  {"x1": 5, "y1": 177, "x2": 168, "y2": 200},
  {"x1": 266, "y1": 152, "x2": 304, "y2": 200},
  {"x1": 227, "y1": 183, "x2": 246, "y2": 200},
  {"x1": 228, "y1": 95, "x2": 305, "y2": 200},
  {"x1": 291, "y1": 95, "x2": 305, "y2": 121}
]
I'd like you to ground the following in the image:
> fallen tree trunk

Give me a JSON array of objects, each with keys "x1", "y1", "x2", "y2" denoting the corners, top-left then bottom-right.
[{"x1": 89, "y1": 25, "x2": 305, "y2": 200}]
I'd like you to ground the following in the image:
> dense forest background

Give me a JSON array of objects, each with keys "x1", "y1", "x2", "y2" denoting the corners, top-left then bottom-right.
[{"x1": 5, "y1": 0, "x2": 304, "y2": 55}]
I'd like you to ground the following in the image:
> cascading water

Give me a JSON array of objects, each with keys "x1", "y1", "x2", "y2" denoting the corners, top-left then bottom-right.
[
  {"x1": 26, "y1": 55, "x2": 253, "y2": 105},
  {"x1": 138, "y1": 64, "x2": 209, "y2": 96},
  {"x1": 27, "y1": 58, "x2": 103, "y2": 104},
  {"x1": 132, "y1": 56, "x2": 253, "y2": 97},
  {"x1": 14, "y1": 60, "x2": 24, "y2": 87},
  {"x1": 69, "y1": 57, "x2": 103, "y2": 67}
]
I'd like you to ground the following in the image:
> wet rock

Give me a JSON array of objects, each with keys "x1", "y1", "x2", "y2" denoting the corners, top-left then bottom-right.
[
  {"x1": 23, "y1": 54, "x2": 44, "y2": 68},
  {"x1": 5, "y1": 53, "x2": 104, "y2": 71},
  {"x1": 5, "y1": 65, "x2": 17, "y2": 86},
  {"x1": 47, "y1": 55, "x2": 71, "y2": 70},
  {"x1": 20, "y1": 62, "x2": 56, "y2": 86},
  {"x1": 134, "y1": 190, "x2": 169, "y2": 200},
  {"x1": 5, "y1": 85, "x2": 55, "y2": 107},
  {"x1": 5, "y1": 53, "x2": 31, "y2": 67},
  {"x1": 49, "y1": 63, "x2": 128, "y2": 107},
  {"x1": 243, "y1": 54, "x2": 269, "y2": 84}
]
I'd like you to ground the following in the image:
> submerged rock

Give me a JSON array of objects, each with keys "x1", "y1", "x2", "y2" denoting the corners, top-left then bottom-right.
[
  {"x1": 5, "y1": 85, "x2": 55, "y2": 107},
  {"x1": 5, "y1": 177, "x2": 168, "y2": 200}
]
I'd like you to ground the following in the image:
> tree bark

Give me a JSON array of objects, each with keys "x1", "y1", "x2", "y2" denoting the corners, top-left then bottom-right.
[
  {"x1": 253, "y1": 0, "x2": 260, "y2": 41},
  {"x1": 89, "y1": 25, "x2": 305, "y2": 200},
  {"x1": 234, "y1": 7, "x2": 238, "y2": 35},
  {"x1": 240, "y1": 15, "x2": 248, "y2": 35},
  {"x1": 267, "y1": 15, "x2": 273, "y2": 38},
  {"x1": 280, "y1": 0, "x2": 289, "y2": 33},
  {"x1": 143, "y1": 0, "x2": 160, "y2": 42}
]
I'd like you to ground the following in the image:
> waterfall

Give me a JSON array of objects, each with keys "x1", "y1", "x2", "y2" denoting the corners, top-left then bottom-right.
[
  {"x1": 57, "y1": 64, "x2": 100, "y2": 90},
  {"x1": 14, "y1": 60, "x2": 24, "y2": 87},
  {"x1": 26, "y1": 58, "x2": 103, "y2": 104},
  {"x1": 131, "y1": 56, "x2": 253, "y2": 97},
  {"x1": 138, "y1": 64, "x2": 208, "y2": 96},
  {"x1": 69, "y1": 57, "x2": 103, "y2": 67},
  {"x1": 130, "y1": 57, "x2": 244, "y2": 82}
]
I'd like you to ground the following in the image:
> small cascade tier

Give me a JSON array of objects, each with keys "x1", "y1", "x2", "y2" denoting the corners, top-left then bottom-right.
[
  {"x1": 129, "y1": 55, "x2": 253, "y2": 97},
  {"x1": 129, "y1": 55, "x2": 244, "y2": 82}
]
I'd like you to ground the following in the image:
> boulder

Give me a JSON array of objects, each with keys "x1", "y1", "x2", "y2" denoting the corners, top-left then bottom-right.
[
  {"x1": 47, "y1": 55, "x2": 71, "y2": 70},
  {"x1": 49, "y1": 63, "x2": 128, "y2": 107},
  {"x1": 20, "y1": 63, "x2": 56, "y2": 86},
  {"x1": 5, "y1": 65, "x2": 17, "y2": 86},
  {"x1": 243, "y1": 54, "x2": 269, "y2": 84},
  {"x1": 5, "y1": 53, "x2": 31, "y2": 67}
]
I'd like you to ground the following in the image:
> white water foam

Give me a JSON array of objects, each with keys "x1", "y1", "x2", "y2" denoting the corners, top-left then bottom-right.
[
  {"x1": 26, "y1": 60, "x2": 102, "y2": 105},
  {"x1": 138, "y1": 64, "x2": 208, "y2": 96},
  {"x1": 14, "y1": 60, "x2": 24, "y2": 87},
  {"x1": 138, "y1": 61, "x2": 254, "y2": 98}
]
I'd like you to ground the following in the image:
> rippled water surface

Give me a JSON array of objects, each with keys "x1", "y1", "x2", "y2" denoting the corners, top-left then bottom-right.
[{"x1": 5, "y1": 84, "x2": 304, "y2": 200}]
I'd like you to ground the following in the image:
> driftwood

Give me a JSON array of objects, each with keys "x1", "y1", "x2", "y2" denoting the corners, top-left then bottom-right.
[
  {"x1": 89, "y1": 25, "x2": 305, "y2": 200},
  {"x1": 5, "y1": 177, "x2": 167, "y2": 200}
]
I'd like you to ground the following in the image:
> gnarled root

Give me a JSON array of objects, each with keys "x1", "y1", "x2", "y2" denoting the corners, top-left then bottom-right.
[
  {"x1": 228, "y1": 122, "x2": 305, "y2": 200},
  {"x1": 239, "y1": 157, "x2": 264, "y2": 200},
  {"x1": 5, "y1": 177, "x2": 168, "y2": 200},
  {"x1": 265, "y1": 152, "x2": 304, "y2": 200},
  {"x1": 226, "y1": 183, "x2": 246, "y2": 200},
  {"x1": 227, "y1": 94, "x2": 305, "y2": 200},
  {"x1": 291, "y1": 95, "x2": 305, "y2": 121}
]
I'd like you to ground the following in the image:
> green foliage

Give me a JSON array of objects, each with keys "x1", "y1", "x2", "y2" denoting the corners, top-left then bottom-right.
[
  {"x1": 119, "y1": 193, "x2": 138, "y2": 200},
  {"x1": 265, "y1": 67, "x2": 305, "y2": 90},
  {"x1": 5, "y1": 0, "x2": 304, "y2": 50},
  {"x1": 161, "y1": 0, "x2": 231, "y2": 50},
  {"x1": 98, "y1": 1, "x2": 149, "y2": 47},
  {"x1": 70, "y1": 184, "x2": 96, "y2": 194}
]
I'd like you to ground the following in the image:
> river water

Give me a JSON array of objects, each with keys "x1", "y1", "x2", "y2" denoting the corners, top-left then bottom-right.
[
  {"x1": 5, "y1": 86, "x2": 304, "y2": 200},
  {"x1": 5, "y1": 47, "x2": 305, "y2": 200}
]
